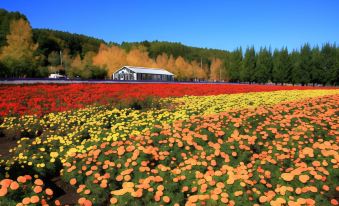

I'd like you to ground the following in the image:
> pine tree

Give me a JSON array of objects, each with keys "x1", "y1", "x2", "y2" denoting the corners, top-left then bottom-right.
[
  {"x1": 240, "y1": 47, "x2": 256, "y2": 83},
  {"x1": 228, "y1": 48, "x2": 242, "y2": 82},
  {"x1": 309, "y1": 46, "x2": 322, "y2": 85},
  {"x1": 321, "y1": 43, "x2": 337, "y2": 85},
  {"x1": 272, "y1": 47, "x2": 290, "y2": 84},
  {"x1": 298, "y1": 44, "x2": 312, "y2": 85},
  {"x1": 254, "y1": 47, "x2": 272, "y2": 83}
]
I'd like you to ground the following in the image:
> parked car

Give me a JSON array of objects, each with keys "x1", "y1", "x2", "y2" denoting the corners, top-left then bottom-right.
[{"x1": 49, "y1": 73, "x2": 67, "y2": 79}]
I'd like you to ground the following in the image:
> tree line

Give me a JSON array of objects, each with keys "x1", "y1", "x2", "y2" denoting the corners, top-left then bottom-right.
[{"x1": 0, "y1": 8, "x2": 338, "y2": 85}]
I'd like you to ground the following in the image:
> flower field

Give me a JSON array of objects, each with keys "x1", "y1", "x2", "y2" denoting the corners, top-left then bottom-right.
[
  {"x1": 0, "y1": 83, "x2": 332, "y2": 116},
  {"x1": 0, "y1": 84, "x2": 338, "y2": 206}
]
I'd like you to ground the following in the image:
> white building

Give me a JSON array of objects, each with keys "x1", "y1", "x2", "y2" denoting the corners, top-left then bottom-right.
[{"x1": 112, "y1": 66, "x2": 174, "y2": 81}]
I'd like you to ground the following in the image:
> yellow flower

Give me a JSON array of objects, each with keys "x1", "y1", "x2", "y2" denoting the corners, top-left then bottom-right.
[{"x1": 50, "y1": 152, "x2": 59, "y2": 158}]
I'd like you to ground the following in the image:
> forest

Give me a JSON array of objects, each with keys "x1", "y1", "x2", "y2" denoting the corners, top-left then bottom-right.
[{"x1": 0, "y1": 8, "x2": 338, "y2": 85}]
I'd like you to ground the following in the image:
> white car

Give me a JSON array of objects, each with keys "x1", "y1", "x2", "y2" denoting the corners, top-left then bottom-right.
[{"x1": 49, "y1": 73, "x2": 66, "y2": 79}]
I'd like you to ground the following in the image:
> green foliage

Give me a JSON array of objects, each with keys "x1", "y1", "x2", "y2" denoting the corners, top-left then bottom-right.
[
  {"x1": 122, "y1": 40, "x2": 230, "y2": 64},
  {"x1": 272, "y1": 47, "x2": 290, "y2": 84},
  {"x1": 33, "y1": 29, "x2": 105, "y2": 57},
  {"x1": 321, "y1": 43, "x2": 337, "y2": 85},
  {"x1": 228, "y1": 48, "x2": 242, "y2": 82},
  {"x1": 254, "y1": 47, "x2": 272, "y2": 83},
  {"x1": 240, "y1": 47, "x2": 256, "y2": 83}
]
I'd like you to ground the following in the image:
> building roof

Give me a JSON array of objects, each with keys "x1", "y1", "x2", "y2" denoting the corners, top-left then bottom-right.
[{"x1": 120, "y1": 66, "x2": 174, "y2": 75}]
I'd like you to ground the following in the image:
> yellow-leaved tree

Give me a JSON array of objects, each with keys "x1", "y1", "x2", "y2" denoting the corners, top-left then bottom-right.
[
  {"x1": 210, "y1": 58, "x2": 223, "y2": 81},
  {"x1": 92, "y1": 44, "x2": 127, "y2": 77},
  {"x1": 0, "y1": 18, "x2": 38, "y2": 77}
]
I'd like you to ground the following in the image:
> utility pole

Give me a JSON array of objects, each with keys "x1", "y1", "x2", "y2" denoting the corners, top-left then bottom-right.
[
  {"x1": 200, "y1": 57, "x2": 203, "y2": 82},
  {"x1": 60, "y1": 51, "x2": 63, "y2": 67},
  {"x1": 219, "y1": 67, "x2": 221, "y2": 82},
  {"x1": 59, "y1": 50, "x2": 63, "y2": 74}
]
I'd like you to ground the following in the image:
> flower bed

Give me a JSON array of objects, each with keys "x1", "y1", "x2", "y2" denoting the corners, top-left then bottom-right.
[
  {"x1": 0, "y1": 83, "x2": 332, "y2": 116},
  {"x1": 0, "y1": 88, "x2": 338, "y2": 205}
]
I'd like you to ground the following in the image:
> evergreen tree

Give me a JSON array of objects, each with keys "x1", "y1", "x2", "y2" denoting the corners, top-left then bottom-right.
[
  {"x1": 240, "y1": 47, "x2": 256, "y2": 83},
  {"x1": 310, "y1": 46, "x2": 322, "y2": 85},
  {"x1": 290, "y1": 50, "x2": 300, "y2": 85},
  {"x1": 321, "y1": 43, "x2": 337, "y2": 85},
  {"x1": 272, "y1": 47, "x2": 290, "y2": 84},
  {"x1": 297, "y1": 44, "x2": 312, "y2": 85},
  {"x1": 254, "y1": 47, "x2": 272, "y2": 83},
  {"x1": 228, "y1": 48, "x2": 242, "y2": 82}
]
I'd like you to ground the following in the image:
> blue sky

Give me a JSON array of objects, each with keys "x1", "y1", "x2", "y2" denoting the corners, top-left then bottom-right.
[{"x1": 1, "y1": 0, "x2": 338, "y2": 51}]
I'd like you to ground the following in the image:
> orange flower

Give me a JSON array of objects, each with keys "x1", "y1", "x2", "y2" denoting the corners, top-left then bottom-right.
[
  {"x1": 322, "y1": 185, "x2": 329, "y2": 191},
  {"x1": 189, "y1": 195, "x2": 198, "y2": 203},
  {"x1": 331, "y1": 199, "x2": 338, "y2": 205},
  {"x1": 124, "y1": 175, "x2": 131, "y2": 181},
  {"x1": 45, "y1": 188, "x2": 53, "y2": 196},
  {"x1": 154, "y1": 194, "x2": 161, "y2": 202},
  {"x1": 1, "y1": 179, "x2": 12, "y2": 187},
  {"x1": 281, "y1": 173, "x2": 294, "y2": 181},
  {"x1": 30, "y1": 195, "x2": 40, "y2": 204},
  {"x1": 234, "y1": 191, "x2": 243, "y2": 196},
  {"x1": 55, "y1": 200, "x2": 61, "y2": 206},
  {"x1": 259, "y1": 196, "x2": 267, "y2": 203},
  {"x1": 298, "y1": 174, "x2": 310, "y2": 183},
  {"x1": 70, "y1": 178, "x2": 77, "y2": 185},
  {"x1": 157, "y1": 185, "x2": 164, "y2": 191},
  {"x1": 33, "y1": 186, "x2": 43, "y2": 194},
  {"x1": 78, "y1": 197, "x2": 86, "y2": 205},
  {"x1": 83, "y1": 200, "x2": 93, "y2": 206},
  {"x1": 9, "y1": 181, "x2": 19, "y2": 190},
  {"x1": 220, "y1": 197, "x2": 229, "y2": 203},
  {"x1": 22, "y1": 197, "x2": 31, "y2": 205},
  {"x1": 0, "y1": 187, "x2": 8, "y2": 197},
  {"x1": 110, "y1": 197, "x2": 118, "y2": 204},
  {"x1": 17, "y1": 176, "x2": 26, "y2": 183},
  {"x1": 116, "y1": 175, "x2": 123, "y2": 181},
  {"x1": 163, "y1": 196, "x2": 171, "y2": 203},
  {"x1": 211, "y1": 194, "x2": 219, "y2": 201},
  {"x1": 34, "y1": 179, "x2": 44, "y2": 186}
]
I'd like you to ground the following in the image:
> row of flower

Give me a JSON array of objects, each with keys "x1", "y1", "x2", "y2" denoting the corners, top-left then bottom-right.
[
  {"x1": 61, "y1": 94, "x2": 339, "y2": 206},
  {"x1": 1, "y1": 90, "x2": 337, "y2": 176},
  {"x1": 0, "y1": 83, "x2": 331, "y2": 116},
  {"x1": 0, "y1": 89, "x2": 338, "y2": 205}
]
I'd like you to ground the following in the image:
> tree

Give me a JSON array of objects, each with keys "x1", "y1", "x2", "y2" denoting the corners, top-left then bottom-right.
[
  {"x1": 272, "y1": 47, "x2": 290, "y2": 84},
  {"x1": 228, "y1": 48, "x2": 242, "y2": 82},
  {"x1": 0, "y1": 9, "x2": 28, "y2": 47},
  {"x1": 292, "y1": 44, "x2": 311, "y2": 85},
  {"x1": 309, "y1": 46, "x2": 322, "y2": 85},
  {"x1": 174, "y1": 56, "x2": 187, "y2": 80},
  {"x1": 0, "y1": 61, "x2": 7, "y2": 78},
  {"x1": 254, "y1": 47, "x2": 272, "y2": 83},
  {"x1": 321, "y1": 43, "x2": 337, "y2": 85},
  {"x1": 67, "y1": 54, "x2": 82, "y2": 78},
  {"x1": 48, "y1": 51, "x2": 60, "y2": 66},
  {"x1": 0, "y1": 18, "x2": 38, "y2": 77},
  {"x1": 126, "y1": 46, "x2": 155, "y2": 67},
  {"x1": 92, "y1": 44, "x2": 127, "y2": 77},
  {"x1": 240, "y1": 47, "x2": 256, "y2": 83},
  {"x1": 210, "y1": 58, "x2": 223, "y2": 81}
]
